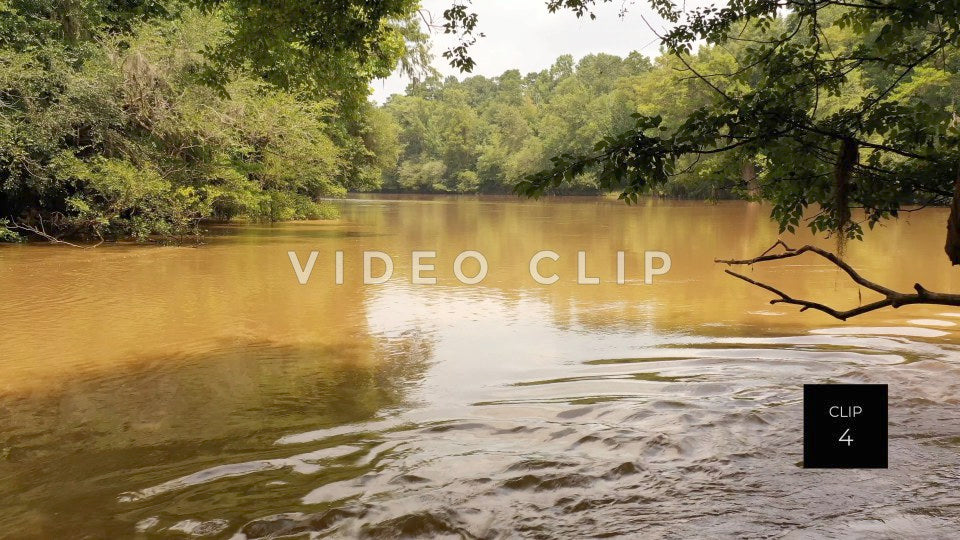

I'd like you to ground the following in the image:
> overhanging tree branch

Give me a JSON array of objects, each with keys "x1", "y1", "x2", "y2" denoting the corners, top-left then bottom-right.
[{"x1": 715, "y1": 240, "x2": 960, "y2": 320}]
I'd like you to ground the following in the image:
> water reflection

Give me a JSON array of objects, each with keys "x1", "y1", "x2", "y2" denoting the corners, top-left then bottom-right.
[{"x1": 1, "y1": 197, "x2": 959, "y2": 537}]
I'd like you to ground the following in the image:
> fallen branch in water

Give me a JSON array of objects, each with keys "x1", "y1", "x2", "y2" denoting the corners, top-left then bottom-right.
[
  {"x1": 6, "y1": 216, "x2": 100, "y2": 248},
  {"x1": 715, "y1": 240, "x2": 960, "y2": 320}
]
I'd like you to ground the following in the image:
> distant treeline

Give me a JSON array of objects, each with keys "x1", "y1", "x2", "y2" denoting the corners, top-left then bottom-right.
[{"x1": 375, "y1": 51, "x2": 744, "y2": 197}]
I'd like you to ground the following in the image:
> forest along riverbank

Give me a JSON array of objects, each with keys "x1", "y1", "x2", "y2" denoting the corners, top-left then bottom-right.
[{"x1": 1, "y1": 197, "x2": 959, "y2": 537}]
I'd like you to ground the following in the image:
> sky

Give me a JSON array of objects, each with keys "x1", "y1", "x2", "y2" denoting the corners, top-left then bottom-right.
[{"x1": 370, "y1": 0, "x2": 716, "y2": 103}]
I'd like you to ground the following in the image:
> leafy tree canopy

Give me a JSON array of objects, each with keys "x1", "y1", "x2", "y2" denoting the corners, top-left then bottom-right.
[
  {"x1": 429, "y1": 1, "x2": 960, "y2": 254},
  {"x1": 0, "y1": 0, "x2": 427, "y2": 108},
  {"x1": 0, "y1": 0, "x2": 426, "y2": 241}
]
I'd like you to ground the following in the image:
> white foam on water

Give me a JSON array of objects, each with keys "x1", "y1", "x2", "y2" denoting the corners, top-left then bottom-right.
[
  {"x1": 809, "y1": 326, "x2": 949, "y2": 338},
  {"x1": 909, "y1": 319, "x2": 957, "y2": 327}
]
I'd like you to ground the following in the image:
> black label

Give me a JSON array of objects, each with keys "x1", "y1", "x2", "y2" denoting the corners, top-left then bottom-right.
[{"x1": 803, "y1": 384, "x2": 888, "y2": 469}]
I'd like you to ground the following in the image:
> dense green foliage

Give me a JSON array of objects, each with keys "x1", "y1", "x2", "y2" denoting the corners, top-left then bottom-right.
[
  {"x1": 506, "y1": 1, "x2": 960, "y2": 249},
  {"x1": 379, "y1": 53, "x2": 648, "y2": 194},
  {"x1": 6, "y1": 0, "x2": 960, "y2": 253},
  {"x1": 381, "y1": 2, "x2": 960, "y2": 214},
  {"x1": 377, "y1": 48, "x2": 769, "y2": 196},
  {"x1": 0, "y1": 0, "x2": 421, "y2": 242}
]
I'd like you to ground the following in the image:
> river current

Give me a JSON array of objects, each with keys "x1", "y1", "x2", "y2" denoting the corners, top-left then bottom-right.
[{"x1": 1, "y1": 196, "x2": 959, "y2": 538}]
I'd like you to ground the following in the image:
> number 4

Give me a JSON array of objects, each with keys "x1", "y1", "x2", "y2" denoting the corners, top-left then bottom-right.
[{"x1": 839, "y1": 428, "x2": 853, "y2": 446}]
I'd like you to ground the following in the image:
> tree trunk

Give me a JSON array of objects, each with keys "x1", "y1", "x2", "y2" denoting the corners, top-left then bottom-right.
[
  {"x1": 741, "y1": 160, "x2": 758, "y2": 198},
  {"x1": 945, "y1": 166, "x2": 960, "y2": 265},
  {"x1": 833, "y1": 138, "x2": 857, "y2": 255}
]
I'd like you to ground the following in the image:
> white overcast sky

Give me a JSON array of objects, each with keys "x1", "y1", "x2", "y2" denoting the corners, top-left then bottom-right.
[{"x1": 370, "y1": 0, "x2": 718, "y2": 103}]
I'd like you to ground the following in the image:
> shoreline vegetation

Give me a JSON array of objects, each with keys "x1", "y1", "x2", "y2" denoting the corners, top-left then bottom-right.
[
  {"x1": 0, "y1": 16, "x2": 740, "y2": 247},
  {"x1": 1, "y1": 3, "x2": 412, "y2": 245},
  {"x1": 2, "y1": 3, "x2": 956, "y2": 246},
  {"x1": 0, "y1": 193, "x2": 718, "y2": 248}
]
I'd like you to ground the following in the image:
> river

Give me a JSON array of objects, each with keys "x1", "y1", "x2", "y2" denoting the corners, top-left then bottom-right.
[{"x1": 2, "y1": 196, "x2": 960, "y2": 538}]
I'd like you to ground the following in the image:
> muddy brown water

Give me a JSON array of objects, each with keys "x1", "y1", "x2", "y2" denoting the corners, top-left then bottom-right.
[{"x1": 2, "y1": 196, "x2": 960, "y2": 538}]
